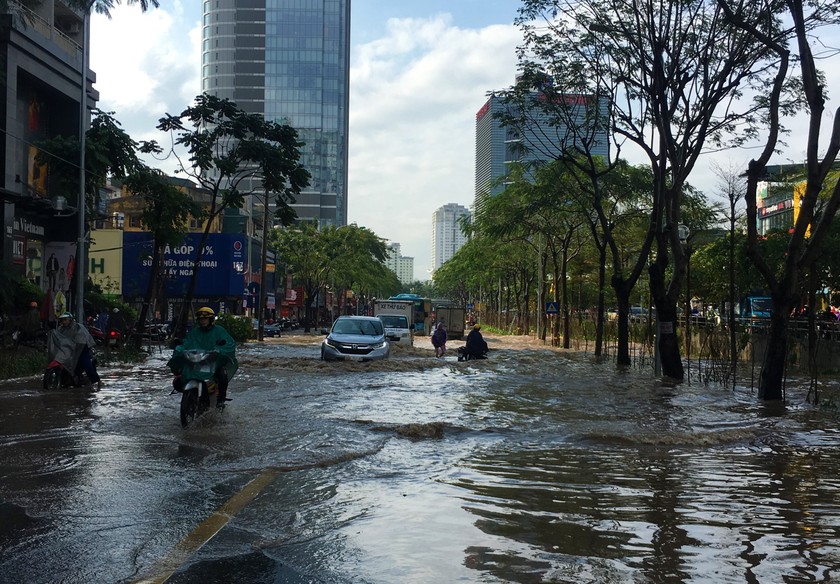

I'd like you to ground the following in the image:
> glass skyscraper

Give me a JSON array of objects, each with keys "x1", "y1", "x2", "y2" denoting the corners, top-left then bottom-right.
[{"x1": 201, "y1": 0, "x2": 350, "y2": 226}]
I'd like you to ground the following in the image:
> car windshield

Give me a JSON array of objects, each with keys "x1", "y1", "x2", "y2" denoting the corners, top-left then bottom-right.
[
  {"x1": 379, "y1": 315, "x2": 407, "y2": 328},
  {"x1": 752, "y1": 298, "x2": 772, "y2": 312},
  {"x1": 333, "y1": 319, "x2": 383, "y2": 336}
]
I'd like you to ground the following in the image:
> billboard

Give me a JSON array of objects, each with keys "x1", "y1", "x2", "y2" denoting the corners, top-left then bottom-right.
[
  {"x1": 88, "y1": 229, "x2": 124, "y2": 296},
  {"x1": 122, "y1": 233, "x2": 248, "y2": 298}
]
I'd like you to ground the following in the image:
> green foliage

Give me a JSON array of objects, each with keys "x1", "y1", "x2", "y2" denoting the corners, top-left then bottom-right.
[
  {"x1": 271, "y1": 222, "x2": 398, "y2": 322},
  {"x1": 216, "y1": 313, "x2": 252, "y2": 343},
  {"x1": 156, "y1": 93, "x2": 310, "y2": 225},
  {"x1": 157, "y1": 94, "x2": 310, "y2": 336},
  {"x1": 0, "y1": 348, "x2": 44, "y2": 379},
  {"x1": 35, "y1": 110, "x2": 151, "y2": 215},
  {"x1": 0, "y1": 264, "x2": 44, "y2": 316}
]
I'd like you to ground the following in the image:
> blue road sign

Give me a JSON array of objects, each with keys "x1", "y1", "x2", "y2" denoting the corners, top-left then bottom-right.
[
  {"x1": 467, "y1": 303, "x2": 474, "y2": 310},
  {"x1": 545, "y1": 301, "x2": 560, "y2": 314}
]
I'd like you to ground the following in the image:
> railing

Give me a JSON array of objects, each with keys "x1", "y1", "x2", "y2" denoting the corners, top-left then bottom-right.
[{"x1": 9, "y1": 2, "x2": 82, "y2": 59}]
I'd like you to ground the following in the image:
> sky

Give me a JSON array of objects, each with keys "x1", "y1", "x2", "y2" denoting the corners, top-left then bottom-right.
[
  {"x1": 89, "y1": 1, "x2": 840, "y2": 282},
  {"x1": 89, "y1": 0, "x2": 524, "y2": 282}
]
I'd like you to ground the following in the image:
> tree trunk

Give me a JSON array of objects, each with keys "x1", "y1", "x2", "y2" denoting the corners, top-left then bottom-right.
[
  {"x1": 650, "y1": 261, "x2": 684, "y2": 380},
  {"x1": 656, "y1": 302, "x2": 684, "y2": 380},
  {"x1": 615, "y1": 294, "x2": 631, "y2": 366},
  {"x1": 303, "y1": 297, "x2": 315, "y2": 333},
  {"x1": 595, "y1": 247, "x2": 606, "y2": 356},
  {"x1": 561, "y1": 248, "x2": 570, "y2": 349},
  {"x1": 134, "y1": 241, "x2": 163, "y2": 348},
  {"x1": 174, "y1": 229, "x2": 213, "y2": 340},
  {"x1": 758, "y1": 311, "x2": 788, "y2": 401}
]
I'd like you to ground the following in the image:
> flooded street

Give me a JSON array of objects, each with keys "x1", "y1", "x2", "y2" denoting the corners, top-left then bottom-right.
[{"x1": 1, "y1": 333, "x2": 840, "y2": 583}]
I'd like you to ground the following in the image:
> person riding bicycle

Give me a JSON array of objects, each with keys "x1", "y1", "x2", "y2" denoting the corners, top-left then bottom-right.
[
  {"x1": 47, "y1": 312, "x2": 102, "y2": 388},
  {"x1": 169, "y1": 307, "x2": 238, "y2": 409}
]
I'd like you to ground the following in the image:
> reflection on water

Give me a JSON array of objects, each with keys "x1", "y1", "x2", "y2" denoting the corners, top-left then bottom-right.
[{"x1": 1, "y1": 334, "x2": 839, "y2": 583}]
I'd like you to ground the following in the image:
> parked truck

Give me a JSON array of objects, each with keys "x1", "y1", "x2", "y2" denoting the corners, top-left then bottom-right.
[
  {"x1": 372, "y1": 299, "x2": 415, "y2": 345},
  {"x1": 434, "y1": 304, "x2": 466, "y2": 340}
]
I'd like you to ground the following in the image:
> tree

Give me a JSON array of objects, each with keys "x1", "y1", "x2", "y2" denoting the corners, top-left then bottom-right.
[
  {"x1": 122, "y1": 168, "x2": 200, "y2": 345},
  {"x1": 328, "y1": 224, "x2": 391, "y2": 316},
  {"x1": 272, "y1": 223, "x2": 391, "y2": 330},
  {"x1": 515, "y1": 0, "x2": 787, "y2": 379},
  {"x1": 156, "y1": 94, "x2": 310, "y2": 338},
  {"x1": 36, "y1": 109, "x2": 149, "y2": 217},
  {"x1": 717, "y1": 0, "x2": 840, "y2": 400}
]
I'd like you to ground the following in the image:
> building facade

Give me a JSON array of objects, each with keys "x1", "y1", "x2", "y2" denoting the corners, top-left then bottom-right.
[
  {"x1": 0, "y1": 1, "x2": 97, "y2": 314},
  {"x1": 201, "y1": 0, "x2": 351, "y2": 227},
  {"x1": 385, "y1": 242, "x2": 414, "y2": 285},
  {"x1": 431, "y1": 203, "x2": 469, "y2": 274},
  {"x1": 474, "y1": 87, "x2": 609, "y2": 212}
]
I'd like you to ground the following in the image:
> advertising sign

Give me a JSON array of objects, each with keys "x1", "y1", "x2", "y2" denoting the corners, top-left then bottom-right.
[
  {"x1": 88, "y1": 230, "x2": 124, "y2": 296},
  {"x1": 122, "y1": 233, "x2": 248, "y2": 298}
]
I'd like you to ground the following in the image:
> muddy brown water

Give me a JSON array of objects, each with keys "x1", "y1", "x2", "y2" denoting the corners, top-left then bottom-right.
[{"x1": 1, "y1": 332, "x2": 839, "y2": 583}]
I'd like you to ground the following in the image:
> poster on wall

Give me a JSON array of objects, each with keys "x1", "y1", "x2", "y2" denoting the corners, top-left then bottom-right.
[{"x1": 43, "y1": 242, "x2": 77, "y2": 319}]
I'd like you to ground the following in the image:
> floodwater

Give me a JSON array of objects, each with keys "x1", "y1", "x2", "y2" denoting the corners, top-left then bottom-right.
[{"x1": 1, "y1": 333, "x2": 840, "y2": 583}]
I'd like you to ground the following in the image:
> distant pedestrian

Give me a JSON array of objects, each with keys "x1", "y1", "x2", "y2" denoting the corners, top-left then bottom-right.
[
  {"x1": 431, "y1": 321, "x2": 447, "y2": 358},
  {"x1": 21, "y1": 301, "x2": 43, "y2": 342},
  {"x1": 46, "y1": 253, "x2": 58, "y2": 290}
]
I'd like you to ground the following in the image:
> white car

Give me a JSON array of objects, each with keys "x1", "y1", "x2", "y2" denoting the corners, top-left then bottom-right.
[
  {"x1": 377, "y1": 314, "x2": 413, "y2": 345},
  {"x1": 321, "y1": 316, "x2": 391, "y2": 361}
]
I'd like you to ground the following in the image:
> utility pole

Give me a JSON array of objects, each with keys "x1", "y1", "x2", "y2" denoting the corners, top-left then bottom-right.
[
  {"x1": 75, "y1": 13, "x2": 89, "y2": 322},
  {"x1": 258, "y1": 185, "x2": 270, "y2": 341}
]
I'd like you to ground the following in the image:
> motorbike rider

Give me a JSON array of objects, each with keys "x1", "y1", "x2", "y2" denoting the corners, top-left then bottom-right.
[
  {"x1": 107, "y1": 307, "x2": 128, "y2": 343},
  {"x1": 47, "y1": 312, "x2": 102, "y2": 389},
  {"x1": 170, "y1": 307, "x2": 238, "y2": 409},
  {"x1": 464, "y1": 323, "x2": 489, "y2": 359}
]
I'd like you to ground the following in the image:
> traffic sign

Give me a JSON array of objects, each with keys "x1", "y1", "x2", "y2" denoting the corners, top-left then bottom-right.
[{"x1": 545, "y1": 301, "x2": 559, "y2": 314}]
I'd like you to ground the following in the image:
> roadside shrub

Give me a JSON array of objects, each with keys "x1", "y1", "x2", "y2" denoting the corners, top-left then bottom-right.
[
  {"x1": 216, "y1": 313, "x2": 252, "y2": 343},
  {"x1": 0, "y1": 348, "x2": 45, "y2": 379}
]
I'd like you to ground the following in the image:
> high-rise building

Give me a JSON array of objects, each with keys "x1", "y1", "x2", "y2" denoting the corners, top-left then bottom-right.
[
  {"x1": 201, "y1": 0, "x2": 351, "y2": 227},
  {"x1": 474, "y1": 85, "x2": 609, "y2": 211},
  {"x1": 431, "y1": 203, "x2": 470, "y2": 274},
  {"x1": 0, "y1": 1, "x2": 97, "y2": 287},
  {"x1": 385, "y1": 242, "x2": 414, "y2": 285}
]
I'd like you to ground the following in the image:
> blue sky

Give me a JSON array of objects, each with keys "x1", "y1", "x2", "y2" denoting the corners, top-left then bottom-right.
[
  {"x1": 90, "y1": 1, "x2": 840, "y2": 282},
  {"x1": 91, "y1": 0, "x2": 523, "y2": 281}
]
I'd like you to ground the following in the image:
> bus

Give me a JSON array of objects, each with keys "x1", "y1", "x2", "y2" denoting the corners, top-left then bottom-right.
[{"x1": 389, "y1": 294, "x2": 432, "y2": 335}]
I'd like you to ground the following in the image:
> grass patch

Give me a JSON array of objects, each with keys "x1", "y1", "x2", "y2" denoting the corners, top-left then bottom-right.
[
  {"x1": 0, "y1": 347, "x2": 46, "y2": 379},
  {"x1": 0, "y1": 344, "x2": 149, "y2": 381}
]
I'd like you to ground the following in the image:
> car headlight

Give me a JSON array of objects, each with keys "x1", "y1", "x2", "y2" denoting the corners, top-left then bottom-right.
[
  {"x1": 324, "y1": 338, "x2": 338, "y2": 348},
  {"x1": 372, "y1": 341, "x2": 386, "y2": 349}
]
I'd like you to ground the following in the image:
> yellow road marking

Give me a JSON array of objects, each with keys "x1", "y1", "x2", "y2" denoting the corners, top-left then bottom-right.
[{"x1": 132, "y1": 467, "x2": 282, "y2": 584}]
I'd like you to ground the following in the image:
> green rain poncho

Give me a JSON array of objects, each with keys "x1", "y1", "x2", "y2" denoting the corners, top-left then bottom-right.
[{"x1": 168, "y1": 323, "x2": 238, "y2": 381}]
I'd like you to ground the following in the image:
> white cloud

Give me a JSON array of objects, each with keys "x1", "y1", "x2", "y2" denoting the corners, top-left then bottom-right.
[
  {"x1": 90, "y1": 4, "x2": 200, "y2": 169},
  {"x1": 349, "y1": 16, "x2": 522, "y2": 278}
]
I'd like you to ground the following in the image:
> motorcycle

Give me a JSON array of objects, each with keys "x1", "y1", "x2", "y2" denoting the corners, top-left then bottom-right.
[
  {"x1": 169, "y1": 349, "x2": 223, "y2": 427},
  {"x1": 42, "y1": 358, "x2": 85, "y2": 389},
  {"x1": 457, "y1": 345, "x2": 489, "y2": 362},
  {"x1": 87, "y1": 324, "x2": 105, "y2": 345},
  {"x1": 106, "y1": 328, "x2": 123, "y2": 348},
  {"x1": 43, "y1": 328, "x2": 97, "y2": 389}
]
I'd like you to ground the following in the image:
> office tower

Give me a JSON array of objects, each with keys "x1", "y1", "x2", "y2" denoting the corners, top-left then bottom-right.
[
  {"x1": 474, "y1": 84, "x2": 609, "y2": 212},
  {"x1": 201, "y1": 0, "x2": 351, "y2": 227},
  {"x1": 385, "y1": 242, "x2": 414, "y2": 285},
  {"x1": 431, "y1": 203, "x2": 470, "y2": 273}
]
